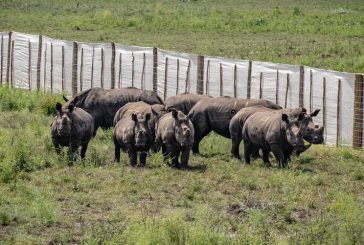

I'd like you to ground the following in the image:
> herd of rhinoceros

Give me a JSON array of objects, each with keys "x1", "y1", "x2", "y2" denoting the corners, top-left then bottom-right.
[{"x1": 50, "y1": 87, "x2": 324, "y2": 169}]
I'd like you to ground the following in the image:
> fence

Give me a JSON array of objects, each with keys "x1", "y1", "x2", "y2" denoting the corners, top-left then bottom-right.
[{"x1": 0, "y1": 31, "x2": 363, "y2": 148}]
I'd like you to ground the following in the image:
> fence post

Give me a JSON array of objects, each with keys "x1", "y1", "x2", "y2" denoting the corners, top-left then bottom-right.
[
  {"x1": 111, "y1": 42, "x2": 115, "y2": 89},
  {"x1": 259, "y1": 72, "x2": 263, "y2": 99},
  {"x1": 285, "y1": 73, "x2": 290, "y2": 108},
  {"x1": 101, "y1": 48, "x2": 104, "y2": 88},
  {"x1": 36, "y1": 35, "x2": 42, "y2": 90},
  {"x1": 197, "y1": 55, "x2": 204, "y2": 94},
  {"x1": 153, "y1": 47, "x2": 158, "y2": 93},
  {"x1": 353, "y1": 74, "x2": 364, "y2": 148},
  {"x1": 28, "y1": 40, "x2": 31, "y2": 90},
  {"x1": 141, "y1": 52, "x2": 146, "y2": 90},
  {"x1": 164, "y1": 57, "x2": 168, "y2": 101},
  {"x1": 336, "y1": 79, "x2": 341, "y2": 147},
  {"x1": 0, "y1": 34, "x2": 3, "y2": 84},
  {"x1": 275, "y1": 69, "x2": 279, "y2": 104},
  {"x1": 176, "y1": 58, "x2": 179, "y2": 95},
  {"x1": 79, "y1": 48, "x2": 84, "y2": 92},
  {"x1": 10, "y1": 40, "x2": 14, "y2": 87},
  {"x1": 309, "y1": 70, "x2": 313, "y2": 112},
  {"x1": 131, "y1": 52, "x2": 134, "y2": 87},
  {"x1": 43, "y1": 43, "x2": 47, "y2": 91},
  {"x1": 118, "y1": 52, "x2": 122, "y2": 88},
  {"x1": 233, "y1": 64, "x2": 237, "y2": 98},
  {"x1": 299, "y1": 65, "x2": 304, "y2": 107},
  {"x1": 72, "y1": 41, "x2": 78, "y2": 96},
  {"x1": 6, "y1": 31, "x2": 12, "y2": 85},
  {"x1": 323, "y1": 77, "x2": 326, "y2": 143},
  {"x1": 205, "y1": 59, "x2": 210, "y2": 95},
  {"x1": 50, "y1": 43, "x2": 53, "y2": 93},
  {"x1": 185, "y1": 59, "x2": 191, "y2": 93},
  {"x1": 61, "y1": 46, "x2": 65, "y2": 92},
  {"x1": 91, "y1": 47, "x2": 94, "y2": 89},
  {"x1": 220, "y1": 63, "x2": 223, "y2": 96},
  {"x1": 247, "y1": 60, "x2": 252, "y2": 99}
]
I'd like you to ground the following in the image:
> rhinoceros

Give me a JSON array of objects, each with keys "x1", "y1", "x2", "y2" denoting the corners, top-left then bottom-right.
[
  {"x1": 230, "y1": 106, "x2": 323, "y2": 159},
  {"x1": 188, "y1": 96, "x2": 281, "y2": 154},
  {"x1": 113, "y1": 101, "x2": 166, "y2": 136},
  {"x1": 51, "y1": 102, "x2": 94, "y2": 160},
  {"x1": 155, "y1": 109, "x2": 194, "y2": 169},
  {"x1": 242, "y1": 111, "x2": 306, "y2": 168},
  {"x1": 113, "y1": 113, "x2": 154, "y2": 166},
  {"x1": 165, "y1": 93, "x2": 212, "y2": 115},
  {"x1": 63, "y1": 87, "x2": 163, "y2": 135}
]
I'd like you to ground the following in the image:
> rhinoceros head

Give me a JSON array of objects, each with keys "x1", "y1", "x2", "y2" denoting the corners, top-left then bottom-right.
[
  {"x1": 54, "y1": 102, "x2": 74, "y2": 137},
  {"x1": 171, "y1": 109, "x2": 194, "y2": 147},
  {"x1": 132, "y1": 113, "x2": 152, "y2": 148},
  {"x1": 300, "y1": 109, "x2": 324, "y2": 144},
  {"x1": 282, "y1": 113, "x2": 305, "y2": 148}
]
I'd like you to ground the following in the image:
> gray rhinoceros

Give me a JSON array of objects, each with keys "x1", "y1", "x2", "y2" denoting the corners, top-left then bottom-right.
[
  {"x1": 165, "y1": 93, "x2": 212, "y2": 115},
  {"x1": 51, "y1": 102, "x2": 94, "y2": 160},
  {"x1": 155, "y1": 109, "x2": 194, "y2": 169},
  {"x1": 229, "y1": 106, "x2": 323, "y2": 159},
  {"x1": 242, "y1": 111, "x2": 305, "y2": 168},
  {"x1": 113, "y1": 113, "x2": 154, "y2": 166},
  {"x1": 63, "y1": 87, "x2": 164, "y2": 135},
  {"x1": 188, "y1": 96, "x2": 281, "y2": 154}
]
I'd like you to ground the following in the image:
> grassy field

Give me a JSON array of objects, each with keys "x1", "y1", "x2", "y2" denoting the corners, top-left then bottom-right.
[
  {"x1": 0, "y1": 0, "x2": 364, "y2": 72},
  {"x1": 0, "y1": 88, "x2": 363, "y2": 244},
  {"x1": 0, "y1": 0, "x2": 364, "y2": 244}
]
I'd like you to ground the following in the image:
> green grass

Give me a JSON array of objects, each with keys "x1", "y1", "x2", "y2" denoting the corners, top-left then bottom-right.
[
  {"x1": 0, "y1": 0, "x2": 364, "y2": 72},
  {"x1": 0, "y1": 86, "x2": 363, "y2": 244}
]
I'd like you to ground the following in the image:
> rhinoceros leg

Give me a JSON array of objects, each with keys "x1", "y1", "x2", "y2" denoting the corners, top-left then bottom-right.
[
  {"x1": 68, "y1": 143, "x2": 79, "y2": 162},
  {"x1": 140, "y1": 152, "x2": 147, "y2": 166},
  {"x1": 192, "y1": 128, "x2": 211, "y2": 155},
  {"x1": 180, "y1": 147, "x2": 190, "y2": 169},
  {"x1": 114, "y1": 138, "x2": 121, "y2": 162},
  {"x1": 262, "y1": 149, "x2": 271, "y2": 167},
  {"x1": 170, "y1": 146, "x2": 180, "y2": 168},
  {"x1": 243, "y1": 139, "x2": 253, "y2": 165},
  {"x1": 231, "y1": 135, "x2": 242, "y2": 159},
  {"x1": 54, "y1": 143, "x2": 62, "y2": 155},
  {"x1": 127, "y1": 146, "x2": 137, "y2": 167},
  {"x1": 271, "y1": 144, "x2": 285, "y2": 168},
  {"x1": 80, "y1": 143, "x2": 88, "y2": 159}
]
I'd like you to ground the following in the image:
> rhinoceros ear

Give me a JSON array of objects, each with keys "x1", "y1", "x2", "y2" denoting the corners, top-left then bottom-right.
[
  {"x1": 55, "y1": 102, "x2": 62, "y2": 112},
  {"x1": 131, "y1": 113, "x2": 138, "y2": 122},
  {"x1": 171, "y1": 109, "x2": 178, "y2": 119},
  {"x1": 145, "y1": 113, "x2": 151, "y2": 121},
  {"x1": 68, "y1": 103, "x2": 75, "y2": 113},
  {"x1": 282, "y1": 113, "x2": 289, "y2": 123},
  {"x1": 310, "y1": 109, "x2": 320, "y2": 117},
  {"x1": 298, "y1": 112, "x2": 305, "y2": 121}
]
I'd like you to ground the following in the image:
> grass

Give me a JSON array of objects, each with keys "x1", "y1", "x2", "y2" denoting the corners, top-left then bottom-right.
[
  {"x1": 0, "y1": 0, "x2": 364, "y2": 72},
  {"x1": 0, "y1": 86, "x2": 363, "y2": 244}
]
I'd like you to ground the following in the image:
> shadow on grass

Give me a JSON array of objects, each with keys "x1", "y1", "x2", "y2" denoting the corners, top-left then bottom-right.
[{"x1": 186, "y1": 163, "x2": 207, "y2": 173}]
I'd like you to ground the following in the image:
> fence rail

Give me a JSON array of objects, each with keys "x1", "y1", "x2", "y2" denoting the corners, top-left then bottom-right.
[{"x1": 0, "y1": 31, "x2": 363, "y2": 148}]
